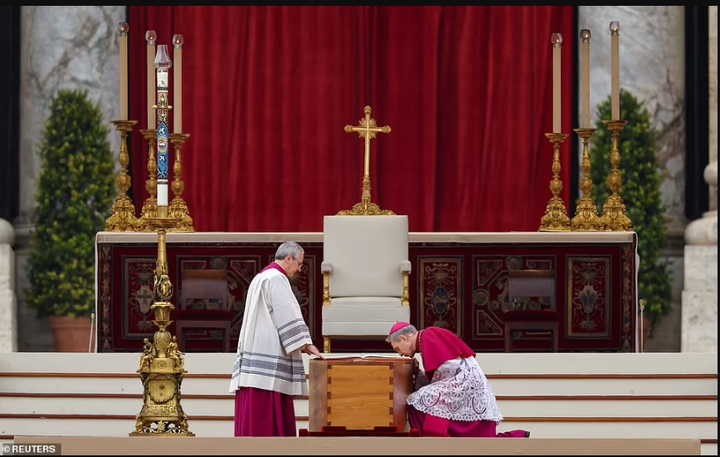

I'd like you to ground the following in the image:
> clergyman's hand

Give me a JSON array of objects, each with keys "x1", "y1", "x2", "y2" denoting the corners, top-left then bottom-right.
[{"x1": 303, "y1": 344, "x2": 325, "y2": 359}]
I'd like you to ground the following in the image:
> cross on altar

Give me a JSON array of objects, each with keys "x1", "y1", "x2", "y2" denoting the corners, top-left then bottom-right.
[{"x1": 345, "y1": 106, "x2": 391, "y2": 178}]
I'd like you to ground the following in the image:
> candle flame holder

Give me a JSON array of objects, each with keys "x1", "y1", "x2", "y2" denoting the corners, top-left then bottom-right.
[{"x1": 168, "y1": 133, "x2": 194, "y2": 232}]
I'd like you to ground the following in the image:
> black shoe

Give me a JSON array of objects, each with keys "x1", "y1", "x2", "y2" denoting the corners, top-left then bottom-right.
[{"x1": 525, "y1": 431, "x2": 531, "y2": 438}]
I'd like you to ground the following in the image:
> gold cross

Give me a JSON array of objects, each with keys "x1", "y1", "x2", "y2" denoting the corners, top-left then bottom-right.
[{"x1": 345, "y1": 106, "x2": 391, "y2": 178}]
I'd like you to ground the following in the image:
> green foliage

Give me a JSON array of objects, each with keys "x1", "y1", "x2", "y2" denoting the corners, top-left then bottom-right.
[
  {"x1": 25, "y1": 89, "x2": 116, "y2": 319},
  {"x1": 590, "y1": 89, "x2": 672, "y2": 329}
]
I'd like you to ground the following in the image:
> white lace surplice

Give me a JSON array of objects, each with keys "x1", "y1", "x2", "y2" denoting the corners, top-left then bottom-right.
[{"x1": 406, "y1": 356, "x2": 503, "y2": 423}]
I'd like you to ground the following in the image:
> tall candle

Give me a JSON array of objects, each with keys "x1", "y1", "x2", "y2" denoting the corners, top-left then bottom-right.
[
  {"x1": 118, "y1": 23, "x2": 129, "y2": 121},
  {"x1": 551, "y1": 33, "x2": 562, "y2": 133},
  {"x1": 580, "y1": 29, "x2": 591, "y2": 128},
  {"x1": 173, "y1": 34, "x2": 184, "y2": 134},
  {"x1": 146, "y1": 30, "x2": 157, "y2": 130},
  {"x1": 610, "y1": 21, "x2": 621, "y2": 120}
]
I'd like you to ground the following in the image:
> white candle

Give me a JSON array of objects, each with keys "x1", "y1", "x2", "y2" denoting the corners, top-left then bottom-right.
[
  {"x1": 173, "y1": 34, "x2": 183, "y2": 134},
  {"x1": 146, "y1": 31, "x2": 157, "y2": 130},
  {"x1": 551, "y1": 33, "x2": 562, "y2": 133},
  {"x1": 580, "y1": 29, "x2": 591, "y2": 128},
  {"x1": 610, "y1": 21, "x2": 621, "y2": 120},
  {"x1": 118, "y1": 23, "x2": 129, "y2": 121}
]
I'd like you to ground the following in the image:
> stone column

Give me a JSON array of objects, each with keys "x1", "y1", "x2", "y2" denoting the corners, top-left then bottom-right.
[
  {"x1": 0, "y1": 219, "x2": 17, "y2": 352},
  {"x1": 681, "y1": 5, "x2": 717, "y2": 353},
  {"x1": 15, "y1": 6, "x2": 125, "y2": 351}
]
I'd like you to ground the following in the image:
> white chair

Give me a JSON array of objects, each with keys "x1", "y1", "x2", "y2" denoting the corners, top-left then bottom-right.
[{"x1": 321, "y1": 215, "x2": 411, "y2": 353}]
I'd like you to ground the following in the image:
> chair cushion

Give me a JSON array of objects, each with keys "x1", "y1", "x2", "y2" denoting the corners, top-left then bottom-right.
[
  {"x1": 323, "y1": 215, "x2": 408, "y2": 297},
  {"x1": 178, "y1": 309, "x2": 233, "y2": 321},
  {"x1": 503, "y1": 310, "x2": 558, "y2": 322},
  {"x1": 323, "y1": 300, "x2": 410, "y2": 336}
]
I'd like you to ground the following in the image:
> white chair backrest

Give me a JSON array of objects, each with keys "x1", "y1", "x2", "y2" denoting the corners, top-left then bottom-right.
[{"x1": 323, "y1": 215, "x2": 409, "y2": 298}]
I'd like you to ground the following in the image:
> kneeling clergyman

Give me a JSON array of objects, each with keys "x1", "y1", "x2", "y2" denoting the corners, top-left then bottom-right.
[
  {"x1": 229, "y1": 241, "x2": 324, "y2": 437},
  {"x1": 386, "y1": 322, "x2": 530, "y2": 438}
]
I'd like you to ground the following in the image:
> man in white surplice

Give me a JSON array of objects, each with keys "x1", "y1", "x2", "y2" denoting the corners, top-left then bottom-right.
[{"x1": 229, "y1": 241, "x2": 323, "y2": 436}]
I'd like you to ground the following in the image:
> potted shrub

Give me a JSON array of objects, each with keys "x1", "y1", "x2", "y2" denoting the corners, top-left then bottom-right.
[
  {"x1": 25, "y1": 88, "x2": 116, "y2": 352},
  {"x1": 590, "y1": 89, "x2": 673, "y2": 344}
]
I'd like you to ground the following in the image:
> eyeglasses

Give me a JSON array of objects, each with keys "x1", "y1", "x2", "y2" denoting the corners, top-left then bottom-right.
[{"x1": 292, "y1": 256, "x2": 304, "y2": 269}]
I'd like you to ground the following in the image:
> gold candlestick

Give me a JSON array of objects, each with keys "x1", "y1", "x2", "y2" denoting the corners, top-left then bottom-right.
[
  {"x1": 137, "y1": 129, "x2": 158, "y2": 231},
  {"x1": 571, "y1": 128, "x2": 602, "y2": 231},
  {"x1": 130, "y1": 214, "x2": 194, "y2": 437},
  {"x1": 168, "y1": 133, "x2": 194, "y2": 232},
  {"x1": 539, "y1": 133, "x2": 571, "y2": 231},
  {"x1": 599, "y1": 120, "x2": 632, "y2": 231},
  {"x1": 106, "y1": 120, "x2": 139, "y2": 232}
]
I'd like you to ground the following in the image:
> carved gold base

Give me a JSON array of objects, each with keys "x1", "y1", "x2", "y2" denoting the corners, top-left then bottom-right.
[
  {"x1": 539, "y1": 196, "x2": 571, "y2": 231},
  {"x1": 600, "y1": 193, "x2": 633, "y2": 231},
  {"x1": 337, "y1": 200, "x2": 395, "y2": 216},
  {"x1": 571, "y1": 197, "x2": 602, "y2": 231},
  {"x1": 323, "y1": 336, "x2": 331, "y2": 353},
  {"x1": 136, "y1": 197, "x2": 158, "y2": 232},
  {"x1": 106, "y1": 195, "x2": 138, "y2": 232},
  {"x1": 169, "y1": 197, "x2": 195, "y2": 232}
]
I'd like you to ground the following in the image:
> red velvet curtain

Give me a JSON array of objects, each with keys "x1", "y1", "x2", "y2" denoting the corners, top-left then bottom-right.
[{"x1": 128, "y1": 6, "x2": 575, "y2": 232}]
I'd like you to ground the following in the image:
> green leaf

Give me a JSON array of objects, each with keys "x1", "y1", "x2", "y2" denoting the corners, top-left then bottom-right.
[{"x1": 24, "y1": 88, "x2": 117, "y2": 319}]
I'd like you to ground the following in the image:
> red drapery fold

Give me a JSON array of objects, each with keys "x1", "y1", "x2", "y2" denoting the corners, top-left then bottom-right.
[{"x1": 128, "y1": 6, "x2": 575, "y2": 232}]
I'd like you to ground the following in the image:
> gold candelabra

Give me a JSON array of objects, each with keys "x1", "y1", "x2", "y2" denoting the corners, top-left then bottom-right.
[
  {"x1": 130, "y1": 214, "x2": 194, "y2": 437},
  {"x1": 168, "y1": 133, "x2": 194, "y2": 232},
  {"x1": 599, "y1": 120, "x2": 633, "y2": 231},
  {"x1": 106, "y1": 120, "x2": 139, "y2": 232},
  {"x1": 571, "y1": 128, "x2": 602, "y2": 231},
  {"x1": 539, "y1": 133, "x2": 571, "y2": 231},
  {"x1": 136, "y1": 129, "x2": 158, "y2": 231}
]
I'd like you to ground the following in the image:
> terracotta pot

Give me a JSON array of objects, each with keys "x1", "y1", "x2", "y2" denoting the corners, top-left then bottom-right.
[
  {"x1": 640, "y1": 316, "x2": 652, "y2": 352},
  {"x1": 48, "y1": 316, "x2": 93, "y2": 352}
]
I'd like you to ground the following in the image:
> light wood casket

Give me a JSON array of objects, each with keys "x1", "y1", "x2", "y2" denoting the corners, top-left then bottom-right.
[{"x1": 308, "y1": 357, "x2": 414, "y2": 431}]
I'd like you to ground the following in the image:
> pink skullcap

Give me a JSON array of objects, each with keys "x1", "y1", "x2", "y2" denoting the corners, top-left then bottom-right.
[{"x1": 389, "y1": 322, "x2": 411, "y2": 335}]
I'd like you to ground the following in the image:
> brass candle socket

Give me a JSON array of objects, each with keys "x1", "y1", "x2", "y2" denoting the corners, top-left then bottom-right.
[
  {"x1": 599, "y1": 120, "x2": 633, "y2": 231},
  {"x1": 539, "y1": 133, "x2": 571, "y2": 231},
  {"x1": 571, "y1": 128, "x2": 603, "y2": 231},
  {"x1": 168, "y1": 133, "x2": 195, "y2": 232},
  {"x1": 106, "y1": 120, "x2": 139, "y2": 232},
  {"x1": 130, "y1": 219, "x2": 194, "y2": 437}
]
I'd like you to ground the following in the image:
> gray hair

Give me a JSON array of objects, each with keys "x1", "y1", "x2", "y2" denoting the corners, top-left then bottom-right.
[
  {"x1": 386, "y1": 324, "x2": 418, "y2": 343},
  {"x1": 275, "y1": 241, "x2": 304, "y2": 261}
]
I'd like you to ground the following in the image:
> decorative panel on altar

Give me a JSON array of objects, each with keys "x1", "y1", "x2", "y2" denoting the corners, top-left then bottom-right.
[{"x1": 96, "y1": 231, "x2": 638, "y2": 353}]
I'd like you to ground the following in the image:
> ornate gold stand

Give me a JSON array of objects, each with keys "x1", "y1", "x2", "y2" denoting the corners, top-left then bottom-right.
[
  {"x1": 168, "y1": 133, "x2": 194, "y2": 232},
  {"x1": 106, "y1": 120, "x2": 139, "y2": 232},
  {"x1": 571, "y1": 128, "x2": 602, "y2": 231},
  {"x1": 136, "y1": 129, "x2": 158, "y2": 231},
  {"x1": 130, "y1": 215, "x2": 194, "y2": 437},
  {"x1": 539, "y1": 133, "x2": 571, "y2": 231},
  {"x1": 599, "y1": 120, "x2": 633, "y2": 231},
  {"x1": 337, "y1": 176, "x2": 395, "y2": 216}
]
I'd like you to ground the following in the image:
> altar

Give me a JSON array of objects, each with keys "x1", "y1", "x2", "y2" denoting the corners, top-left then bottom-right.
[{"x1": 95, "y1": 231, "x2": 638, "y2": 353}]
